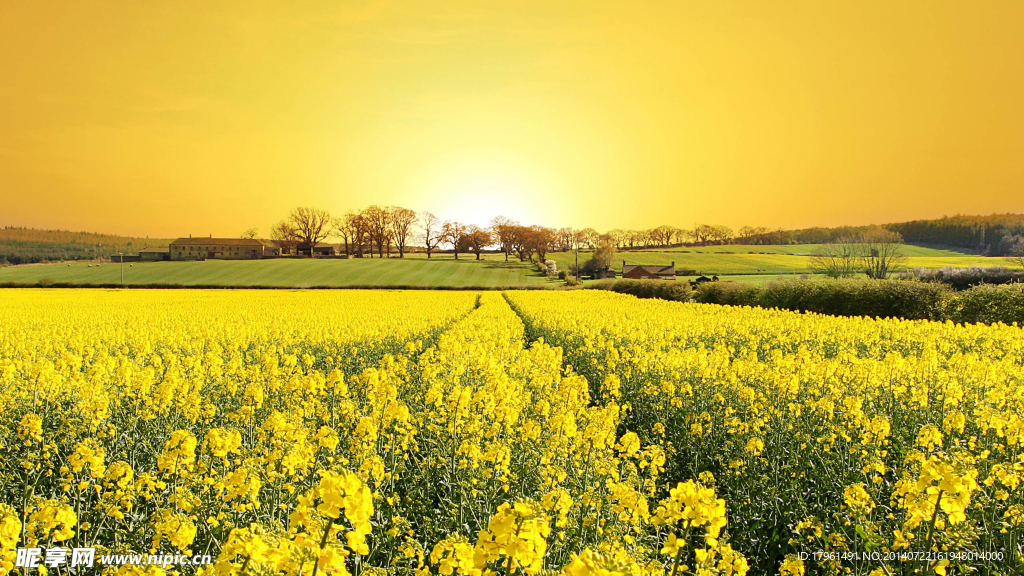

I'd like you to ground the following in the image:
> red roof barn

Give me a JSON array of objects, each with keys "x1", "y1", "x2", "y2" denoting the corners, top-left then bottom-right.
[{"x1": 622, "y1": 261, "x2": 676, "y2": 280}]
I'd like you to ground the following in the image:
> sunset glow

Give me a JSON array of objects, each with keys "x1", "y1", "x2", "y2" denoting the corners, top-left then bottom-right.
[{"x1": 2, "y1": 1, "x2": 1023, "y2": 237}]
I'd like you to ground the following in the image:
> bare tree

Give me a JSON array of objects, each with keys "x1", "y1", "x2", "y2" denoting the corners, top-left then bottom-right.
[
  {"x1": 420, "y1": 211, "x2": 443, "y2": 259},
  {"x1": 1006, "y1": 239, "x2": 1024, "y2": 269},
  {"x1": 642, "y1": 229, "x2": 657, "y2": 248},
  {"x1": 810, "y1": 236, "x2": 861, "y2": 278},
  {"x1": 333, "y1": 216, "x2": 350, "y2": 256},
  {"x1": 342, "y1": 211, "x2": 371, "y2": 258},
  {"x1": 738, "y1": 226, "x2": 770, "y2": 243},
  {"x1": 861, "y1": 230, "x2": 907, "y2": 279},
  {"x1": 653, "y1": 225, "x2": 675, "y2": 247},
  {"x1": 240, "y1": 228, "x2": 259, "y2": 239},
  {"x1": 336, "y1": 212, "x2": 366, "y2": 257},
  {"x1": 363, "y1": 205, "x2": 392, "y2": 258},
  {"x1": 441, "y1": 221, "x2": 465, "y2": 260},
  {"x1": 270, "y1": 221, "x2": 300, "y2": 254},
  {"x1": 284, "y1": 207, "x2": 333, "y2": 257},
  {"x1": 606, "y1": 229, "x2": 626, "y2": 249},
  {"x1": 490, "y1": 216, "x2": 517, "y2": 261},
  {"x1": 625, "y1": 230, "x2": 642, "y2": 248},
  {"x1": 693, "y1": 224, "x2": 714, "y2": 244},
  {"x1": 389, "y1": 207, "x2": 418, "y2": 258},
  {"x1": 710, "y1": 225, "x2": 734, "y2": 244}
]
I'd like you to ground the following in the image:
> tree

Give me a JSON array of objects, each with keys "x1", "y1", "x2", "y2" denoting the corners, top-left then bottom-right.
[
  {"x1": 529, "y1": 226, "x2": 556, "y2": 261},
  {"x1": 593, "y1": 235, "x2": 617, "y2": 268},
  {"x1": 389, "y1": 207, "x2": 418, "y2": 258},
  {"x1": 283, "y1": 207, "x2": 333, "y2": 257},
  {"x1": 441, "y1": 222, "x2": 465, "y2": 260},
  {"x1": 462, "y1": 226, "x2": 493, "y2": 260},
  {"x1": 738, "y1": 226, "x2": 770, "y2": 243},
  {"x1": 333, "y1": 216, "x2": 350, "y2": 256},
  {"x1": 606, "y1": 229, "x2": 626, "y2": 249},
  {"x1": 270, "y1": 221, "x2": 300, "y2": 254},
  {"x1": 577, "y1": 228, "x2": 599, "y2": 249},
  {"x1": 240, "y1": 228, "x2": 259, "y2": 239},
  {"x1": 643, "y1": 229, "x2": 658, "y2": 248},
  {"x1": 625, "y1": 230, "x2": 643, "y2": 248},
  {"x1": 810, "y1": 236, "x2": 861, "y2": 278},
  {"x1": 420, "y1": 211, "x2": 443, "y2": 259},
  {"x1": 693, "y1": 224, "x2": 714, "y2": 244},
  {"x1": 556, "y1": 228, "x2": 576, "y2": 252},
  {"x1": 653, "y1": 225, "x2": 677, "y2": 247},
  {"x1": 336, "y1": 212, "x2": 367, "y2": 257},
  {"x1": 710, "y1": 225, "x2": 734, "y2": 244},
  {"x1": 363, "y1": 205, "x2": 392, "y2": 258},
  {"x1": 861, "y1": 230, "x2": 907, "y2": 279},
  {"x1": 580, "y1": 236, "x2": 617, "y2": 278},
  {"x1": 345, "y1": 211, "x2": 371, "y2": 257},
  {"x1": 490, "y1": 216, "x2": 517, "y2": 261},
  {"x1": 1007, "y1": 239, "x2": 1024, "y2": 266},
  {"x1": 509, "y1": 225, "x2": 533, "y2": 262}
]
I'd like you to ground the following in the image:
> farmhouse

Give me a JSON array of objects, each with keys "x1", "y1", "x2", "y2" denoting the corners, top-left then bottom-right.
[
  {"x1": 139, "y1": 247, "x2": 170, "y2": 261},
  {"x1": 170, "y1": 237, "x2": 266, "y2": 261},
  {"x1": 296, "y1": 242, "x2": 336, "y2": 257},
  {"x1": 260, "y1": 241, "x2": 282, "y2": 257},
  {"x1": 622, "y1": 261, "x2": 676, "y2": 280}
]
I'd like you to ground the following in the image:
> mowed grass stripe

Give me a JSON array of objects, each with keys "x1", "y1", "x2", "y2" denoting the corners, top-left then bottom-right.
[{"x1": 0, "y1": 258, "x2": 549, "y2": 288}]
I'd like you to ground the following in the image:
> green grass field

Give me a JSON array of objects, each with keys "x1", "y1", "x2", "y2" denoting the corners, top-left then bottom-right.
[
  {"x1": 0, "y1": 256, "x2": 553, "y2": 288},
  {"x1": 549, "y1": 248, "x2": 1020, "y2": 277},
  {"x1": 651, "y1": 243, "x2": 973, "y2": 257},
  {"x1": 0, "y1": 244, "x2": 1017, "y2": 288}
]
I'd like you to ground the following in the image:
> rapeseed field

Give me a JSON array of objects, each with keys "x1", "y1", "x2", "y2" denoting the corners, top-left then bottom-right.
[{"x1": 1, "y1": 290, "x2": 1020, "y2": 575}]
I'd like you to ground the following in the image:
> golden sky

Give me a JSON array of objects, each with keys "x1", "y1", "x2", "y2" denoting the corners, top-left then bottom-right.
[{"x1": 2, "y1": 1, "x2": 1023, "y2": 238}]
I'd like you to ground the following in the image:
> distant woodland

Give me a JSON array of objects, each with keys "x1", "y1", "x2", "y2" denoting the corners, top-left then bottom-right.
[
  {"x1": 2, "y1": 213, "x2": 1023, "y2": 265},
  {"x1": 739, "y1": 214, "x2": 1024, "y2": 256},
  {"x1": 0, "y1": 227, "x2": 171, "y2": 265}
]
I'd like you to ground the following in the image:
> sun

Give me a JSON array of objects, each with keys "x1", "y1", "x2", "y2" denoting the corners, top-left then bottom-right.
[
  {"x1": 411, "y1": 151, "x2": 563, "y2": 229},
  {"x1": 436, "y1": 185, "x2": 536, "y2": 228}
]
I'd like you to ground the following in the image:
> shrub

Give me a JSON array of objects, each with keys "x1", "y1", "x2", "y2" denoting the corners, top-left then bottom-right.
[
  {"x1": 902, "y1": 266, "x2": 1024, "y2": 290},
  {"x1": 689, "y1": 281, "x2": 762, "y2": 306},
  {"x1": 693, "y1": 278, "x2": 950, "y2": 320},
  {"x1": 589, "y1": 279, "x2": 691, "y2": 301},
  {"x1": 544, "y1": 259, "x2": 558, "y2": 277},
  {"x1": 564, "y1": 275, "x2": 582, "y2": 287},
  {"x1": 945, "y1": 283, "x2": 1024, "y2": 325}
]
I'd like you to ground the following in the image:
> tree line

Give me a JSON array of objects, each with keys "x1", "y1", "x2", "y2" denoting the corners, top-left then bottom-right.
[
  {"x1": 0, "y1": 227, "x2": 171, "y2": 265},
  {"x1": 885, "y1": 213, "x2": 1024, "y2": 256},
  {"x1": 738, "y1": 214, "x2": 1024, "y2": 256},
  {"x1": 266, "y1": 206, "x2": 742, "y2": 261},
  {"x1": 266, "y1": 206, "x2": 1024, "y2": 269}
]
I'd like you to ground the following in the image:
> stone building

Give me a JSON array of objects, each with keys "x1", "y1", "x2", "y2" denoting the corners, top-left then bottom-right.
[
  {"x1": 169, "y1": 237, "x2": 266, "y2": 261},
  {"x1": 139, "y1": 247, "x2": 170, "y2": 261},
  {"x1": 622, "y1": 261, "x2": 676, "y2": 280},
  {"x1": 296, "y1": 242, "x2": 336, "y2": 257}
]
